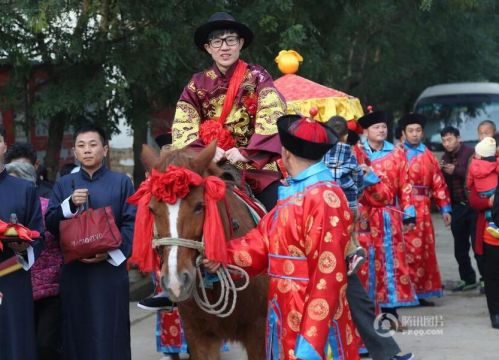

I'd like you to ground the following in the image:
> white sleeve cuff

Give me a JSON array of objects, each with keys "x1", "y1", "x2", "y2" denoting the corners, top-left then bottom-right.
[
  {"x1": 61, "y1": 196, "x2": 82, "y2": 218},
  {"x1": 17, "y1": 246, "x2": 35, "y2": 270},
  {"x1": 107, "y1": 249, "x2": 126, "y2": 266}
]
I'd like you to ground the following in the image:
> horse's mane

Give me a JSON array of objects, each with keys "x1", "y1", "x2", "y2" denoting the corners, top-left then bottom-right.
[{"x1": 156, "y1": 148, "x2": 224, "y2": 179}]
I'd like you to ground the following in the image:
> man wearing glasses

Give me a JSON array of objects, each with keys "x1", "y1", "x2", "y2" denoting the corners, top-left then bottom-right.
[{"x1": 172, "y1": 12, "x2": 286, "y2": 211}]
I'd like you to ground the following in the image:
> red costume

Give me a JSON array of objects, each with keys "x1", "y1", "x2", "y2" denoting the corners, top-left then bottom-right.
[
  {"x1": 354, "y1": 140, "x2": 418, "y2": 308},
  {"x1": 224, "y1": 115, "x2": 359, "y2": 360},
  {"x1": 227, "y1": 167, "x2": 359, "y2": 359},
  {"x1": 403, "y1": 142, "x2": 451, "y2": 298}
]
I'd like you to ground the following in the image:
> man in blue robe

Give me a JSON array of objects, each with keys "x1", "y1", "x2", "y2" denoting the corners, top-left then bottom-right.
[
  {"x1": 46, "y1": 124, "x2": 135, "y2": 360},
  {"x1": 0, "y1": 124, "x2": 44, "y2": 360}
]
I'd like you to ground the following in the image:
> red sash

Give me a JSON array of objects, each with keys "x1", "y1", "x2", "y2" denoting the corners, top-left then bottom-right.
[
  {"x1": 218, "y1": 60, "x2": 248, "y2": 124},
  {"x1": 199, "y1": 60, "x2": 248, "y2": 150}
]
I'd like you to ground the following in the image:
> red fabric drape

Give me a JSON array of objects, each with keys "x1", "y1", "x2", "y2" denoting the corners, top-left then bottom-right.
[
  {"x1": 199, "y1": 60, "x2": 248, "y2": 150},
  {"x1": 203, "y1": 176, "x2": 228, "y2": 265},
  {"x1": 218, "y1": 60, "x2": 248, "y2": 125},
  {"x1": 127, "y1": 178, "x2": 157, "y2": 272}
]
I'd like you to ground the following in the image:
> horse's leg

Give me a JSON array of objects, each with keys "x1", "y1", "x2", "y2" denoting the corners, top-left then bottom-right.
[
  {"x1": 240, "y1": 317, "x2": 267, "y2": 360},
  {"x1": 188, "y1": 338, "x2": 222, "y2": 360},
  {"x1": 184, "y1": 329, "x2": 222, "y2": 360}
]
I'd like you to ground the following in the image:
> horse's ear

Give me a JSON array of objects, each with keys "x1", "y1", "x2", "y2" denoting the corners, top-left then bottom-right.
[
  {"x1": 192, "y1": 140, "x2": 217, "y2": 171},
  {"x1": 141, "y1": 144, "x2": 160, "y2": 172}
]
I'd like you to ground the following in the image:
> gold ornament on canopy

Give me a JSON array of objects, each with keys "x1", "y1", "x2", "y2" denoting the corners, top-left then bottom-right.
[{"x1": 274, "y1": 50, "x2": 363, "y2": 132}]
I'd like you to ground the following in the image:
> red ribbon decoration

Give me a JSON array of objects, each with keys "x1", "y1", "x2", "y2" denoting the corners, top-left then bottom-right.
[
  {"x1": 217, "y1": 59, "x2": 248, "y2": 126},
  {"x1": 199, "y1": 120, "x2": 235, "y2": 151},
  {"x1": 199, "y1": 60, "x2": 248, "y2": 151},
  {"x1": 127, "y1": 177, "x2": 156, "y2": 272},
  {"x1": 202, "y1": 176, "x2": 228, "y2": 265},
  {"x1": 127, "y1": 166, "x2": 229, "y2": 272},
  {"x1": 150, "y1": 167, "x2": 203, "y2": 204}
]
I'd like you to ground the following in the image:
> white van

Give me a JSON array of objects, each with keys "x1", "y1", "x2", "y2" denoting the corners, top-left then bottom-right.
[{"x1": 414, "y1": 82, "x2": 499, "y2": 150}]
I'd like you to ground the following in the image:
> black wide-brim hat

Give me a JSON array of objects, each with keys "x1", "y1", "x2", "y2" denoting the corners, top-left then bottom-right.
[
  {"x1": 194, "y1": 12, "x2": 253, "y2": 51},
  {"x1": 399, "y1": 113, "x2": 427, "y2": 129},
  {"x1": 277, "y1": 115, "x2": 338, "y2": 160},
  {"x1": 358, "y1": 110, "x2": 390, "y2": 129}
]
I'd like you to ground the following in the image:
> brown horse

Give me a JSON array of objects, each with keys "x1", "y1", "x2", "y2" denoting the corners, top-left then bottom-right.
[{"x1": 146, "y1": 142, "x2": 268, "y2": 360}]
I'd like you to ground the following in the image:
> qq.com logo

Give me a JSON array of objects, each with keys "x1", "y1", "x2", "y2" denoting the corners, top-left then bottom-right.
[{"x1": 373, "y1": 312, "x2": 398, "y2": 337}]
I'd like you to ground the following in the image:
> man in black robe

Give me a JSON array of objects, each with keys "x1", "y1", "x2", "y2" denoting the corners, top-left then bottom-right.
[
  {"x1": 46, "y1": 124, "x2": 135, "y2": 360},
  {"x1": 0, "y1": 124, "x2": 44, "y2": 360}
]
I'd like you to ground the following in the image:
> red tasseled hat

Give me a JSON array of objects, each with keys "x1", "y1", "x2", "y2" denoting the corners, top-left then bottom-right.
[
  {"x1": 288, "y1": 117, "x2": 329, "y2": 143},
  {"x1": 277, "y1": 114, "x2": 337, "y2": 160}
]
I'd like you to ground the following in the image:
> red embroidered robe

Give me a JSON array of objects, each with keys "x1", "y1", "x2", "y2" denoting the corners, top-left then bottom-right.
[
  {"x1": 172, "y1": 62, "x2": 286, "y2": 193},
  {"x1": 404, "y1": 143, "x2": 451, "y2": 298},
  {"x1": 354, "y1": 141, "x2": 418, "y2": 308},
  {"x1": 227, "y1": 163, "x2": 359, "y2": 360}
]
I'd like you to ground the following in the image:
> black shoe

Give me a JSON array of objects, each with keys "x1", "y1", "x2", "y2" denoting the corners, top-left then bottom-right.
[
  {"x1": 418, "y1": 298, "x2": 435, "y2": 307},
  {"x1": 452, "y1": 280, "x2": 478, "y2": 292},
  {"x1": 138, "y1": 296, "x2": 174, "y2": 312},
  {"x1": 390, "y1": 353, "x2": 414, "y2": 360}
]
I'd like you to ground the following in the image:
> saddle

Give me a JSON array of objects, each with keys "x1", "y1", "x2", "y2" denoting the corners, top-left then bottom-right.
[{"x1": 219, "y1": 163, "x2": 267, "y2": 221}]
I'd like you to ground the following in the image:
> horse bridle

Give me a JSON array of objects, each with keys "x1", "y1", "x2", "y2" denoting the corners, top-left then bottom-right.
[
  {"x1": 151, "y1": 195, "x2": 240, "y2": 255},
  {"x1": 151, "y1": 202, "x2": 250, "y2": 318},
  {"x1": 152, "y1": 236, "x2": 205, "y2": 253}
]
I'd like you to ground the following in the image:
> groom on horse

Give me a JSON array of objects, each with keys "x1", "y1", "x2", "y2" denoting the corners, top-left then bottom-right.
[
  {"x1": 171, "y1": 11, "x2": 286, "y2": 211},
  {"x1": 205, "y1": 114, "x2": 361, "y2": 360}
]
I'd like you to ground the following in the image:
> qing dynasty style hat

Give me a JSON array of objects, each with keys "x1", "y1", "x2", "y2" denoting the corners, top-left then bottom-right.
[
  {"x1": 358, "y1": 110, "x2": 390, "y2": 129},
  {"x1": 277, "y1": 114, "x2": 337, "y2": 160},
  {"x1": 399, "y1": 112, "x2": 427, "y2": 130}
]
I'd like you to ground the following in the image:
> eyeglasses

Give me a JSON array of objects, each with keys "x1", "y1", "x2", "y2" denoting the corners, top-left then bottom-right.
[{"x1": 208, "y1": 36, "x2": 240, "y2": 48}]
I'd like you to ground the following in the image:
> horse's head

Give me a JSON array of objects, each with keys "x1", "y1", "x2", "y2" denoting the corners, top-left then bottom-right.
[{"x1": 146, "y1": 142, "x2": 228, "y2": 302}]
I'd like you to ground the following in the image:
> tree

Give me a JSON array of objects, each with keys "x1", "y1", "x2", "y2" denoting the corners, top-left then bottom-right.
[{"x1": 1, "y1": 0, "x2": 499, "y2": 183}]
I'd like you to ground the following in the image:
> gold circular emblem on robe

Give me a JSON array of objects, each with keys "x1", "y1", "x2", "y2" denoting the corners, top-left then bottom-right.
[
  {"x1": 169, "y1": 326, "x2": 179, "y2": 337},
  {"x1": 283, "y1": 260, "x2": 295, "y2": 275},
  {"x1": 400, "y1": 274, "x2": 410, "y2": 285},
  {"x1": 277, "y1": 279, "x2": 292, "y2": 293},
  {"x1": 323, "y1": 190, "x2": 341, "y2": 208},
  {"x1": 318, "y1": 251, "x2": 337, "y2": 274},
  {"x1": 308, "y1": 298, "x2": 329, "y2": 321},
  {"x1": 234, "y1": 250, "x2": 252, "y2": 267},
  {"x1": 287, "y1": 310, "x2": 302, "y2": 332}
]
